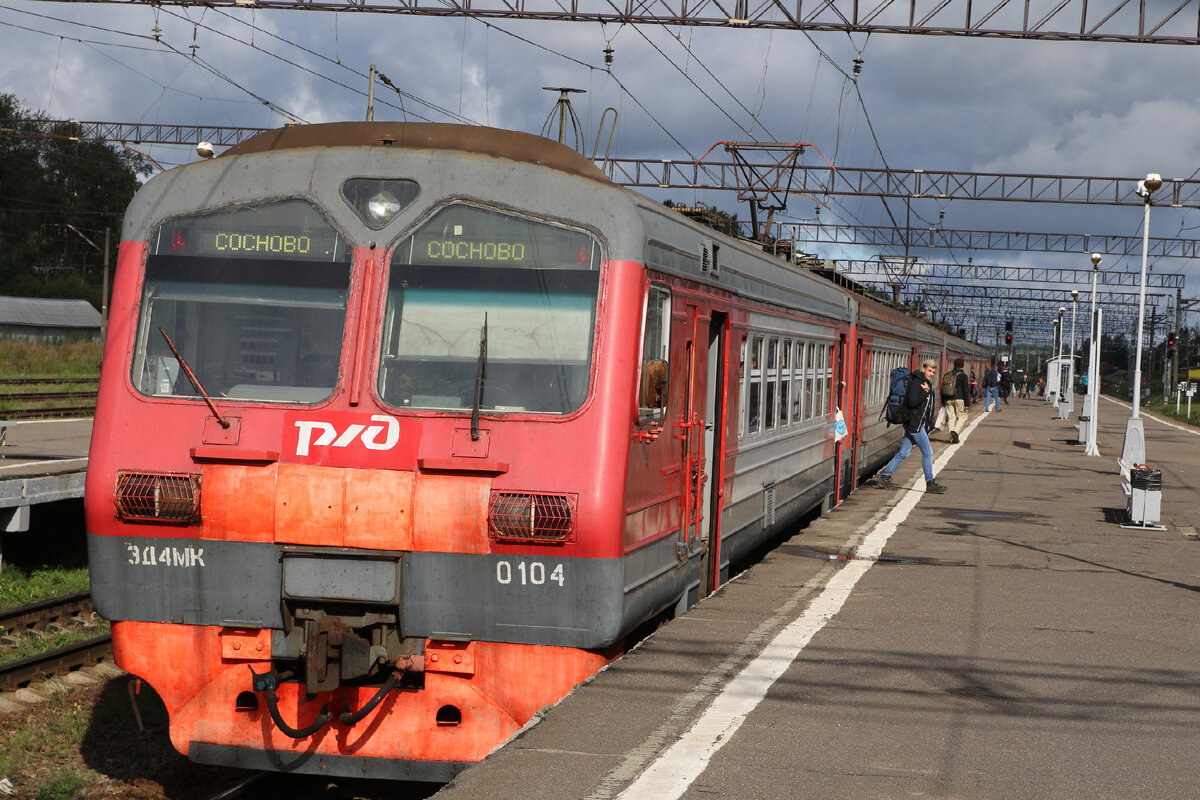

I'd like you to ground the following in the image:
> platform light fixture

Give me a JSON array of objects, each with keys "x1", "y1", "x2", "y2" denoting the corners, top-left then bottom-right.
[
  {"x1": 1120, "y1": 173, "x2": 1162, "y2": 468},
  {"x1": 1085, "y1": 253, "x2": 1103, "y2": 456},
  {"x1": 1131, "y1": 173, "x2": 1161, "y2": 419}
]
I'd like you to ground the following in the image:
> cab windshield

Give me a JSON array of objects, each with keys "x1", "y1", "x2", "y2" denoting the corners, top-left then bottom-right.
[
  {"x1": 131, "y1": 199, "x2": 351, "y2": 404},
  {"x1": 378, "y1": 204, "x2": 601, "y2": 415}
]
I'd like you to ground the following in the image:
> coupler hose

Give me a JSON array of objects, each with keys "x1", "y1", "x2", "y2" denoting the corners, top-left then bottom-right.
[
  {"x1": 248, "y1": 667, "x2": 333, "y2": 739},
  {"x1": 339, "y1": 670, "x2": 399, "y2": 726}
]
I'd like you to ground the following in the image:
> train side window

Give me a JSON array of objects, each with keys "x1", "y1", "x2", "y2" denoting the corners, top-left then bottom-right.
[
  {"x1": 764, "y1": 338, "x2": 777, "y2": 431},
  {"x1": 819, "y1": 344, "x2": 832, "y2": 417},
  {"x1": 738, "y1": 336, "x2": 747, "y2": 440},
  {"x1": 791, "y1": 341, "x2": 804, "y2": 422},
  {"x1": 778, "y1": 338, "x2": 790, "y2": 427},
  {"x1": 748, "y1": 336, "x2": 763, "y2": 434},
  {"x1": 801, "y1": 341, "x2": 814, "y2": 420},
  {"x1": 638, "y1": 286, "x2": 671, "y2": 425}
]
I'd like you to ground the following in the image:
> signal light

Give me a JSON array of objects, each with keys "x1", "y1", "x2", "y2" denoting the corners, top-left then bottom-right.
[
  {"x1": 1005, "y1": 333, "x2": 1012, "y2": 345},
  {"x1": 1168, "y1": 332, "x2": 1176, "y2": 347}
]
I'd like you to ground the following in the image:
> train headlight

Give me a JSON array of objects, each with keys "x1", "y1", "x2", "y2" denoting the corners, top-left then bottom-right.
[
  {"x1": 114, "y1": 471, "x2": 202, "y2": 523},
  {"x1": 487, "y1": 492, "x2": 576, "y2": 543},
  {"x1": 368, "y1": 191, "x2": 402, "y2": 223}
]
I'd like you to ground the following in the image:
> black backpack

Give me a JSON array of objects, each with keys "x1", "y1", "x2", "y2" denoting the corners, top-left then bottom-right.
[{"x1": 881, "y1": 367, "x2": 912, "y2": 426}]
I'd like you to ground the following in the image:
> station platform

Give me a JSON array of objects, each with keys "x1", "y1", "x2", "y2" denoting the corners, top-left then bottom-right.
[
  {"x1": 433, "y1": 394, "x2": 1200, "y2": 800},
  {"x1": 0, "y1": 418, "x2": 90, "y2": 534}
]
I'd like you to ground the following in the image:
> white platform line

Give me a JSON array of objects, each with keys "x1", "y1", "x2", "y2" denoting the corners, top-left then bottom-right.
[{"x1": 615, "y1": 413, "x2": 986, "y2": 800}]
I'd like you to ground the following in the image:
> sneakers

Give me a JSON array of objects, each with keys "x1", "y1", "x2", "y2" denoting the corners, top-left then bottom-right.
[
  {"x1": 875, "y1": 474, "x2": 897, "y2": 490},
  {"x1": 950, "y1": 431, "x2": 960, "y2": 444},
  {"x1": 925, "y1": 480, "x2": 948, "y2": 494}
]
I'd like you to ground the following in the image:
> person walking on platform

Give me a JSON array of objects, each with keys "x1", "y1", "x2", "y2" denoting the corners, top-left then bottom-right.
[
  {"x1": 940, "y1": 356, "x2": 971, "y2": 443},
  {"x1": 876, "y1": 359, "x2": 948, "y2": 493},
  {"x1": 983, "y1": 363, "x2": 1001, "y2": 411}
]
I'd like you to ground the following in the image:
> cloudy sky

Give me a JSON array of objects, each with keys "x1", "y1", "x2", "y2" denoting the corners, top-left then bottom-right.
[{"x1": 2, "y1": 1, "x2": 1197, "y2": 336}]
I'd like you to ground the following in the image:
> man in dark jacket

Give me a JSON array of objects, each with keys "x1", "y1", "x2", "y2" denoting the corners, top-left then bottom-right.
[
  {"x1": 876, "y1": 359, "x2": 948, "y2": 493},
  {"x1": 940, "y1": 356, "x2": 971, "y2": 444}
]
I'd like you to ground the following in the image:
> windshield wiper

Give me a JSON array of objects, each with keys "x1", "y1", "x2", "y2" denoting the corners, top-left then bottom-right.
[
  {"x1": 159, "y1": 327, "x2": 230, "y2": 429},
  {"x1": 471, "y1": 313, "x2": 487, "y2": 441}
]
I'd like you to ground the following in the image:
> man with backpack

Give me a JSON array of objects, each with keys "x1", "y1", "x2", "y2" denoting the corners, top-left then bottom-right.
[
  {"x1": 983, "y1": 363, "x2": 1002, "y2": 411},
  {"x1": 875, "y1": 359, "x2": 948, "y2": 494},
  {"x1": 940, "y1": 356, "x2": 971, "y2": 444}
]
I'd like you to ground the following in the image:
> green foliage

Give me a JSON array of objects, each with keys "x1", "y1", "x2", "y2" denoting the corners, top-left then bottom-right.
[
  {"x1": 0, "y1": 565, "x2": 92, "y2": 610},
  {"x1": 34, "y1": 770, "x2": 86, "y2": 800},
  {"x1": 0, "y1": 622, "x2": 112, "y2": 668},
  {"x1": 0, "y1": 94, "x2": 148, "y2": 308},
  {"x1": 0, "y1": 338, "x2": 102, "y2": 377}
]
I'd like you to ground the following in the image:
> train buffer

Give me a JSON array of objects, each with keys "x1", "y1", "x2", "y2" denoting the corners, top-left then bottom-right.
[{"x1": 433, "y1": 398, "x2": 1200, "y2": 800}]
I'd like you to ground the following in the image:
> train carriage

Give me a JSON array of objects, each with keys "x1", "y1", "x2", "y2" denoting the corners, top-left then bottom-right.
[{"x1": 85, "y1": 122, "x2": 983, "y2": 780}]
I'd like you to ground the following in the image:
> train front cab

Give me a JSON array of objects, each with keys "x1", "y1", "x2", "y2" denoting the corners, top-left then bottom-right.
[{"x1": 83, "y1": 125, "x2": 687, "y2": 780}]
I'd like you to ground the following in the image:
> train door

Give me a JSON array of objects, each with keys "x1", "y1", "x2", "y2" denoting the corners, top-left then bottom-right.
[
  {"x1": 850, "y1": 336, "x2": 865, "y2": 487},
  {"x1": 678, "y1": 304, "x2": 725, "y2": 598},
  {"x1": 699, "y1": 311, "x2": 727, "y2": 598},
  {"x1": 834, "y1": 334, "x2": 851, "y2": 502}
]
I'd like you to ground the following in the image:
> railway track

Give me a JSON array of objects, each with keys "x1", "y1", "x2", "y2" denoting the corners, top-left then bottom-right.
[
  {"x1": 1, "y1": 591, "x2": 113, "y2": 691},
  {"x1": 0, "y1": 383, "x2": 99, "y2": 421},
  {"x1": 0, "y1": 634, "x2": 113, "y2": 691},
  {"x1": 0, "y1": 590, "x2": 95, "y2": 636},
  {"x1": 0, "y1": 403, "x2": 96, "y2": 420}
]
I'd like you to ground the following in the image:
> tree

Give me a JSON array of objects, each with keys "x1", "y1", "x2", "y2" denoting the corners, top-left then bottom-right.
[{"x1": 0, "y1": 94, "x2": 151, "y2": 309}]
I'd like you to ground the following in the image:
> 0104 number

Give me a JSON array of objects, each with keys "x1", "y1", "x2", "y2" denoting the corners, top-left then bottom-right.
[{"x1": 495, "y1": 560, "x2": 565, "y2": 587}]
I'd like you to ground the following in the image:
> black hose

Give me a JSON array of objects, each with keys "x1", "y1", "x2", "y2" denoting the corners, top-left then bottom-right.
[
  {"x1": 339, "y1": 670, "x2": 399, "y2": 726},
  {"x1": 262, "y1": 684, "x2": 332, "y2": 739}
]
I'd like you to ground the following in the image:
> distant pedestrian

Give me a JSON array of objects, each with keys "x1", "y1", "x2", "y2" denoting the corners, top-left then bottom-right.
[
  {"x1": 983, "y1": 363, "x2": 1001, "y2": 411},
  {"x1": 1000, "y1": 367, "x2": 1012, "y2": 404},
  {"x1": 875, "y1": 359, "x2": 948, "y2": 493},
  {"x1": 940, "y1": 356, "x2": 971, "y2": 444}
]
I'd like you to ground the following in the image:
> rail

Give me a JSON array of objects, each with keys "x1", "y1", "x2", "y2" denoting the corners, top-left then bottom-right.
[
  {"x1": 0, "y1": 634, "x2": 114, "y2": 691},
  {"x1": 0, "y1": 590, "x2": 94, "y2": 637},
  {"x1": 1, "y1": 591, "x2": 111, "y2": 691}
]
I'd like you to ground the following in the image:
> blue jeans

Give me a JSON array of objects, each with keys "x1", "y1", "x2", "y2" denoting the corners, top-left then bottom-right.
[
  {"x1": 985, "y1": 386, "x2": 999, "y2": 410},
  {"x1": 882, "y1": 426, "x2": 934, "y2": 483}
]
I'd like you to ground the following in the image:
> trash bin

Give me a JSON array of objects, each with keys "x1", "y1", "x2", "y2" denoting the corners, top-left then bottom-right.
[
  {"x1": 1077, "y1": 415, "x2": 1090, "y2": 446},
  {"x1": 1129, "y1": 466, "x2": 1162, "y2": 524}
]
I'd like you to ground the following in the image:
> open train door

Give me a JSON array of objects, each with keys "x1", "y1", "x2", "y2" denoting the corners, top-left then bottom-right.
[
  {"x1": 699, "y1": 311, "x2": 727, "y2": 598},
  {"x1": 678, "y1": 304, "x2": 728, "y2": 601}
]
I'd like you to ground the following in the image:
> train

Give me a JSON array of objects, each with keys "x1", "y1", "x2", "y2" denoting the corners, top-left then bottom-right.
[{"x1": 85, "y1": 122, "x2": 987, "y2": 780}]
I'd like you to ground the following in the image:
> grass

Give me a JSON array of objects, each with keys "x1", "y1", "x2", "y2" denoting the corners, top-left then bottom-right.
[
  {"x1": 0, "y1": 621, "x2": 112, "y2": 668},
  {"x1": 0, "y1": 565, "x2": 91, "y2": 610},
  {"x1": 0, "y1": 339, "x2": 102, "y2": 379},
  {"x1": 0, "y1": 682, "x2": 121, "y2": 799}
]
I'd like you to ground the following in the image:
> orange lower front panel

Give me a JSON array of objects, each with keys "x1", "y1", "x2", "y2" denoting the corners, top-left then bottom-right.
[{"x1": 113, "y1": 621, "x2": 610, "y2": 767}]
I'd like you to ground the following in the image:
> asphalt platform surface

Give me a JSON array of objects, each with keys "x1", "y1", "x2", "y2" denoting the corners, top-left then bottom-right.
[{"x1": 434, "y1": 393, "x2": 1200, "y2": 800}]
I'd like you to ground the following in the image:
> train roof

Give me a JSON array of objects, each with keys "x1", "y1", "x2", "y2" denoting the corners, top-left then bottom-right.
[{"x1": 221, "y1": 122, "x2": 612, "y2": 184}]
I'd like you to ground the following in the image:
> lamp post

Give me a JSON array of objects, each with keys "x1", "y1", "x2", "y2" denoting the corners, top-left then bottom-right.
[
  {"x1": 1054, "y1": 306, "x2": 1066, "y2": 405},
  {"x1": 1132, "y1": 173, "x2": 1161, "y2": 419},
  {"x1": 1085, "y1": 253, "x2": 1102, "y2": 456},
  {"x1": 1067, "y1": 289, "x2": 1079, "y2": 412},
  {"x1": 1120, "y1": 173, "x2": 1162, "y2": 469}
]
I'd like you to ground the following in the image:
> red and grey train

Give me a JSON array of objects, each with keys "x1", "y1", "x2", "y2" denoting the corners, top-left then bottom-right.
[{"x1": 85, "y1": 122, "x2": 986, "y2": 780}]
